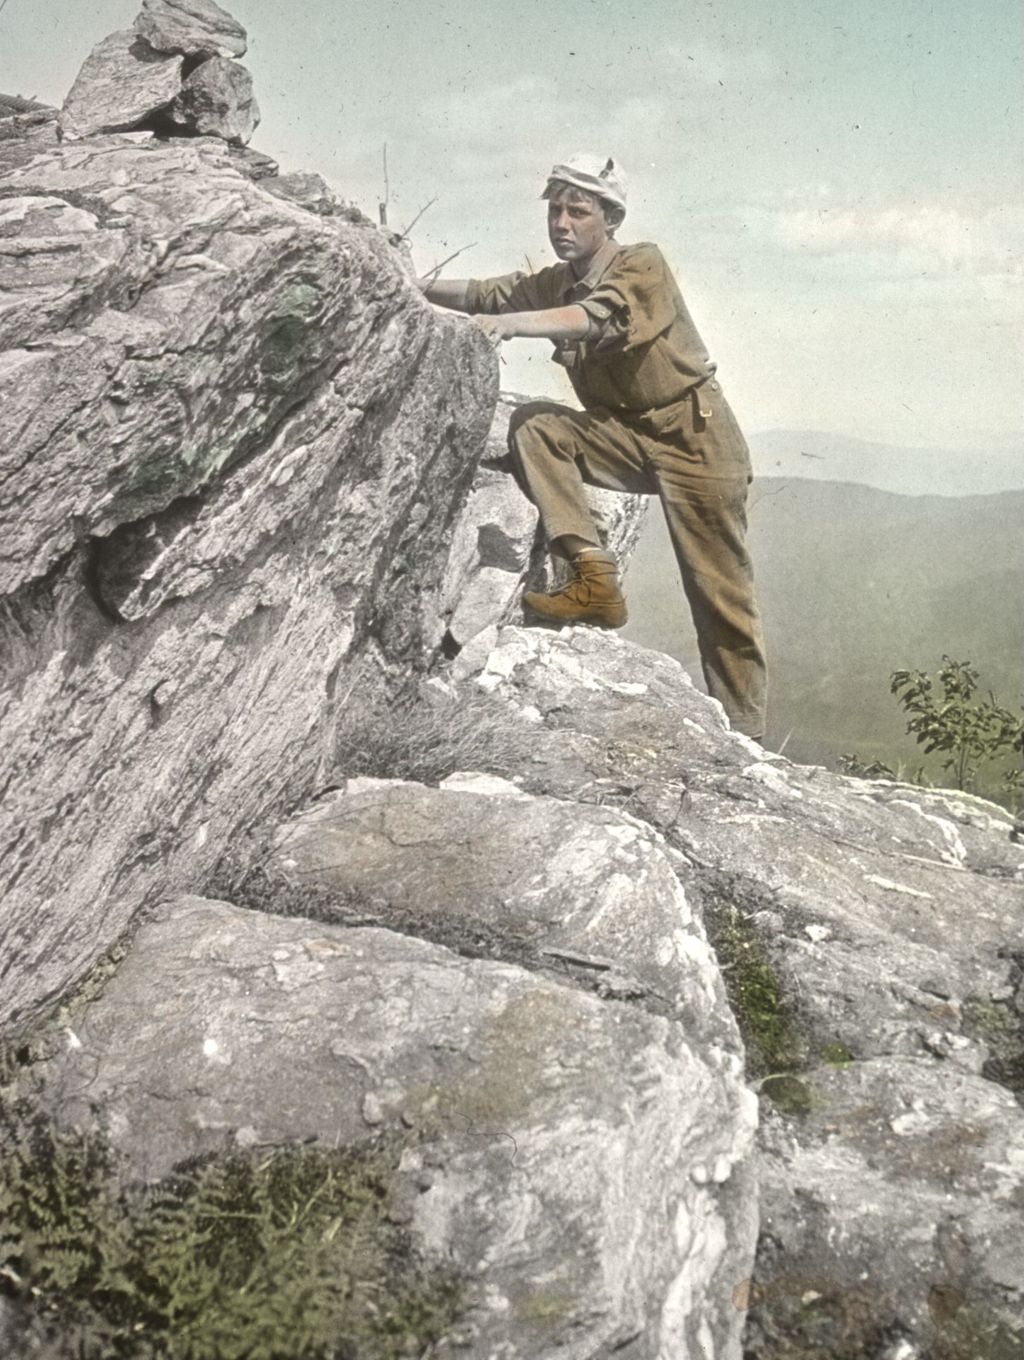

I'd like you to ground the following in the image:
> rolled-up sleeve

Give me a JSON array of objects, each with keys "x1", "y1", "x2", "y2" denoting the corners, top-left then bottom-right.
[
  {"x1": 466, "y1": 269, "x2": 555, "y2": 315},
  {"x1": 578, "y1": 246, "x2": 677, "y2": 354}
]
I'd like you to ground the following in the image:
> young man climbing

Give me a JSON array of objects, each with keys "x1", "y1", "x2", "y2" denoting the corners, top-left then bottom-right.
[{"x1": 419, "y1": 154, "x2": 767, "y2": 741}]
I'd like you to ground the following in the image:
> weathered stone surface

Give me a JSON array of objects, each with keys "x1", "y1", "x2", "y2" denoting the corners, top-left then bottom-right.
[
  {"x1": 58, "y1": 31, "x2": 183, "y2": 141},
  {"x1": 437, "y1": 394, "x2": 648, "y2": 650},
  {"x1": 41, "y1": 896, "x2": 759, "y2": 1360},
  {"x1": 445, "y1": 625, "x2": 1024, "y2": 1357},
  {"x1": 751, "y1": 1059, "x2": 1024, "y2": 1358},
  {"x1": 262, "y1": 170, "x2": 347, "y2": 216},
  {"x1": 0, "y1": 127, "x2": 497, "y2": 1030},
  {"x1": 167, "y1": 56, "x2": 259, "y2": 145},
  {"x1": 135, "y1": 0, "x2": 247, "y2": 59},
  {"x1": 272, "y1": 775, "x2": 734, "y2": 1040}
]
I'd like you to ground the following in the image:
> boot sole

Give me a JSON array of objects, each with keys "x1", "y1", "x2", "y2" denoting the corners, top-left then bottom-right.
[{"x1": 523, "y1": 598, "x2": 628, "y2": 629}]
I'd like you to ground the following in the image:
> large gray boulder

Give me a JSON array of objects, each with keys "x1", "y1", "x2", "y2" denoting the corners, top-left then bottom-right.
[
  {"x1": 167, "y1": 56, "x2": 259, "y2": 144},
  {"x1": 270, "y1": 775, "x2": 718, "y2": 1020},
  {"x1": 446, "y1": 625, "x2": 1024, "y2": 1358},
  {"x1": 0, "y1": 125, "x2": 496, "y2": 1031},
  {"x1": 40, "y1": 895, "x2": 759, "y2": 1360},
  {"x1": 57, "y1": 30, "x2": 183, "y2": 140}
]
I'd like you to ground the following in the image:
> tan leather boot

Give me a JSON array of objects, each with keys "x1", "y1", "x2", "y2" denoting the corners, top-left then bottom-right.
[{"x1": 523, "y1": 549, "x2": 628, "y2": 628}]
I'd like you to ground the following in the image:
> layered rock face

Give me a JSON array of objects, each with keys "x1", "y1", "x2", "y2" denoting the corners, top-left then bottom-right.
[{"x1": 0, "y1": 103, "x2": 503, "y2": 1028}]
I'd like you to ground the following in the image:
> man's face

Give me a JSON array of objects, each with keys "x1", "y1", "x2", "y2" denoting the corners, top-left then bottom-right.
[{"x1": 547, "y1": 188, "x2": 610, "y2": 269}]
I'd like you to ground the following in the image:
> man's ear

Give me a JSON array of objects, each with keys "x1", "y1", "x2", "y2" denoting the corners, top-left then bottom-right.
[{"x1": 605, "y1": 205, "x2": 626, "y2": 232}]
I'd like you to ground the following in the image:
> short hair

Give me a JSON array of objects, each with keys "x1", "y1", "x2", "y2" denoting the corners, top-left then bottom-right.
[{"x1": 546, "y1": 179, "x2": 626, "y2": 229}]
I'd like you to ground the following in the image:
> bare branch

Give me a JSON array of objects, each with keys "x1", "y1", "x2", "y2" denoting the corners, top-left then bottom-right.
[
  {"x1": 420, "y1": 242, "x2": 477, "y2": 282},
  {"x1": 378, "y1": 143, "x2": 389, "y2": 226},
  {"x1": 399, "y1": 196, "x2": 438, "y2": 241}
]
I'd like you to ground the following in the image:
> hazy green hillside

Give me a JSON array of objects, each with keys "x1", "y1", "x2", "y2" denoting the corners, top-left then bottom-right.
[{"x1": 623, "y1": 479, "x2": 1024, "y2": 783}]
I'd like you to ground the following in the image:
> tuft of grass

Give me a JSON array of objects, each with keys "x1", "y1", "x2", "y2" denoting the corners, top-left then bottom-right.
[
  {"x1": 0, "y1": 1090, "x2": 463, "y2": 1359},
  {"x1": 333, "y1": 687, "x2": 530, "y2": 787}
]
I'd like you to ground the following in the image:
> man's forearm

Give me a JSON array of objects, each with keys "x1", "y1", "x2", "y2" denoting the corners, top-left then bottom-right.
[
  {"x1": 419, "y1": 286, "x2": 593, "y2": 343},
  {"x1": 419, "y1": 277, "x2": 470, "y2": 311},
  {"x1": 503, "y1": 305, "x2": 591, "y2": 341}
]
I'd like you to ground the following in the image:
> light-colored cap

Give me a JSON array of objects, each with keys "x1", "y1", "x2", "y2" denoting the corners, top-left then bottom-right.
[{"x1": 543, "y1": 153, "x2": 628, "y2": 213}]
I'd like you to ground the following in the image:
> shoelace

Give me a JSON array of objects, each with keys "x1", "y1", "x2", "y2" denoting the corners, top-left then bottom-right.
[{"x1": 550, "y1": 566, "x2": 617, "y2": 601}]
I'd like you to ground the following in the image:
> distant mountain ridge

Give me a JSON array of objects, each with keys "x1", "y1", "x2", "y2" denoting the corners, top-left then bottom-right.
[
  {"x1": 623, "y1": 477, "x2": 1024, "y2": 776},
  {"x1": 748, "y1": 429, "x2": 1024, "y2": 498}
]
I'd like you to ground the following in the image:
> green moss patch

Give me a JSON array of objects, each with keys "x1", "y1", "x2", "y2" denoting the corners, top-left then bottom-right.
[
  {"x1": 962, "y1": 995, "x2": 1024, "y2": 1104},
  {"x1": 706, "y1": 904, "x2": 806, "y2": 1087},
  {"x1": 0, "y1": 1091, "x2": 462, "y2": 1359}
]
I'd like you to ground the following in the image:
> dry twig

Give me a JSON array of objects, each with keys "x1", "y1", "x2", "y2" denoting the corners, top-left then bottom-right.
[
  {"x1": 378, "y1": 143, "x2": 389, "y2": 226},
  {"x1": 400, "y1": 196, "x2": 438, "y2": 240},
  {"x1": 420, "y1": 242, "x2": 478, "y2": 283}
]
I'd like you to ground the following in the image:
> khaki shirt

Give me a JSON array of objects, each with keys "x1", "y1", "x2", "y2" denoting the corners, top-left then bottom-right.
[{"x1": 465, "y1": 241, "x2": 718, "y2": 416}]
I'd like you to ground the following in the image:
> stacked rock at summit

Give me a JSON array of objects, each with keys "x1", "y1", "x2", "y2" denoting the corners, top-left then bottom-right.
[
  {"x1": 167, "y1": 56, "x2": 258, "y2": 144},
  {"x1": 134, "y1": 0, "x2": 248, "y2": 58},
  {"x1": 57, "y1": 32, "x2": 183, "y2": 140},
  {"x1": 59, "y1": 0, "x2": 258, "y2": 144}
]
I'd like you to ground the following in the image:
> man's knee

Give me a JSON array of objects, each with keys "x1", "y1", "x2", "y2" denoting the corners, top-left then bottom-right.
[{"x1": 507, "y1": 401, "x2": 578, "y2": 459}]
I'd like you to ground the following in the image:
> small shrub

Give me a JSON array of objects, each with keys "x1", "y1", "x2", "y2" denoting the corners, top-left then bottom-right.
[
  {"x1": 836, "y1": 753, "x2": 897, "y2": 781},
  {"x1": 0, "y1": 1090, "x2": 463, "y2": 1359},
  {"x1": 890, "y1": 657, "x2": 1023, "y2": 800},
  {"x1": 838, "y1": 657, "x2": 1023, "y2": 811}
]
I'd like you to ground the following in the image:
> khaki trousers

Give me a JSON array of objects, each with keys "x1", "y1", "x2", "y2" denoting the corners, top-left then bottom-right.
[{"x1": 507, "y1": 392, "x2": 768, "y2": 739}]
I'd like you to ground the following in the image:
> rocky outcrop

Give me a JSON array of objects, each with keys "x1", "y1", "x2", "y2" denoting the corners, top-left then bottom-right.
[
  {"x1": 440, "y1": 626, "x2": 1024, "y2": 1359},
  {"x1": 22, "y1": 619, "x2": 1023, "y2": 1355},
  {"x1": 0, "y1": 34, "x2": 645, "y2": 1036},
  {"x1": 0, "y1": 114, "x2": 496, "y2": 1029},
  {"x1": 4, "y1": 8, "x2": 1022, "y2": 1358},
  {"x1": 38, "y1": 849, "x2": 756, "y2": 1357}
]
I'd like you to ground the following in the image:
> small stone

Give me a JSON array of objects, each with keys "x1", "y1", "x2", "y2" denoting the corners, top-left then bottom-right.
[
  {"x1": 918, "y1": 977, "x2": 954, "y2": 1000},
  {"x1": 361, "y1": 1092, "x2": 384, "y2": 1126}
]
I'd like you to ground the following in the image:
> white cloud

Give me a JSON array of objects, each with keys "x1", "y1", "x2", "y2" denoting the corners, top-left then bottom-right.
[{"x1": 768, "y1": 200, "x2": 1024, "y2": 279}]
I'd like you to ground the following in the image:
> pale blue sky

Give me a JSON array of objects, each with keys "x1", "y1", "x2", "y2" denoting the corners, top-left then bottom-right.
[{"x1": 3, "y1": 0, "x2": 1022, "y2": 449}]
